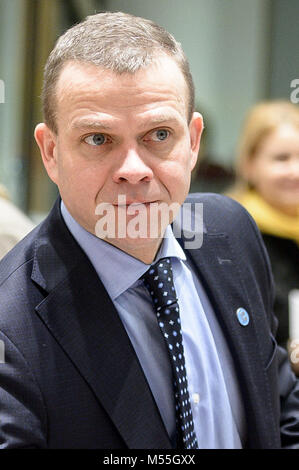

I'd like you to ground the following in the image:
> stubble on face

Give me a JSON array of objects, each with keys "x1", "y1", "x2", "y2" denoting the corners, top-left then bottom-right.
[{"x1": 49, "y1": 57, "x2": 202, "y2": 262}]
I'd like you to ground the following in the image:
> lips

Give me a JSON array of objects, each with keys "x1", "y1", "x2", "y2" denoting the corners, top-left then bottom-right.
[
  {"x1": 113, "y1": 200, "x2": 157, "y2": 206},
  {"x1": 279, "y1": 182, "x2": 299, "y2": 191}
]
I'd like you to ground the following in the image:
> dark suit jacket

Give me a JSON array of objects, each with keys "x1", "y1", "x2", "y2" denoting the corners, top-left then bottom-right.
[
  {"x1": 0, "y1": 193, "x2": 299, "y2": 449},
  {"x1": 261, "y1": 234, "x2": 299, "y2": 349}
]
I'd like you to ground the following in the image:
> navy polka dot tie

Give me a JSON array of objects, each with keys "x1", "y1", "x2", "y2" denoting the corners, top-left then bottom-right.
[{"x1": 142, "y1": 257, "x2": 198, "y2": 449}]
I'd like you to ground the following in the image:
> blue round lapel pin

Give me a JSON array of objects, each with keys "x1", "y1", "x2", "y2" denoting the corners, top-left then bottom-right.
[{"x1": 236, "y1": 307, "x2": 250, "y2": 326}]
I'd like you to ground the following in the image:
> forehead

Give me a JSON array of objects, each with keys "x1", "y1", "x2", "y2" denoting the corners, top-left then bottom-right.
[
  {"x1": 263, "y1": 125, "x2": 299, "y2": 147},
  {"x1": 273, "y1": 125, "x2": 299, "y2": 139},
  {"x1": 255, "y1": 125, "x2": 299, "y2": 161},
  {"x1": 55, "y1": 56, "x2": 189, "y2": 124}
]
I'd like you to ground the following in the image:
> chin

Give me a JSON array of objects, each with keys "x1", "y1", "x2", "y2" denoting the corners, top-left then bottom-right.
[{"x1": 106, "y1": 236, "x2": 162, "y2": 261}]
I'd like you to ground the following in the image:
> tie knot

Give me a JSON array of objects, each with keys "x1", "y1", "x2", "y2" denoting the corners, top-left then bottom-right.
[{"x1": 142, "y1": 257, "x2": 177, "y2": 309}]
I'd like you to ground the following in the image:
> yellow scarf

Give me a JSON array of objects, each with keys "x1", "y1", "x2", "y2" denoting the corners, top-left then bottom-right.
[{"x1": 232, "y1": 190, "x2": 299, "y2": 245}]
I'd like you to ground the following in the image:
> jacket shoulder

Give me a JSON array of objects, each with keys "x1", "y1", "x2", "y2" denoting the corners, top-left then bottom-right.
[
  {"x1": 0, "y1": 224, "x2": 40, "y2": 288},
  {"x1": 186, "y1": 192, "x2": 254, "y2": 232}
]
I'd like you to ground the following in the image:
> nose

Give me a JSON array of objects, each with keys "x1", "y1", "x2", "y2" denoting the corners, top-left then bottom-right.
[{"x1": 112, "y1": 147, "x2": 154, "y2": 185}]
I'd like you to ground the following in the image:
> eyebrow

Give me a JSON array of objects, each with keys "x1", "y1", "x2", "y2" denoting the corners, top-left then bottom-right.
[
  {"x1": 70, "y1": 114, "x2": 182, "y2": 132},
  {"x1": 70, "y1": 120, "x2": 112, "y2": 131},
  {"x1": 144, "y1": 115, "x2": 180, "y2": 126}
]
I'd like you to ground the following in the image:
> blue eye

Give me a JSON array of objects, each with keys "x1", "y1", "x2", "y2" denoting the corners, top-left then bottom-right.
[
  {"x1": 84, "y1": 134, "x2": 106, "y2": 146},
  {"x1": 153, "y1": 129, "x2": 169, "y2": 141}
]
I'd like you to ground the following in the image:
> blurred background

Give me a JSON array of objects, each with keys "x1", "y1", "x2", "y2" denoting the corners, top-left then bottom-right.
[{"x1": 0, "y1": 0, "x2": 298, "y2": 222}]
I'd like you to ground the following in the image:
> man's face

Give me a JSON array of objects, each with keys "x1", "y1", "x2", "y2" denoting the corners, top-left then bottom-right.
[{"x1": 35, "y1": 56, "x2": 203, "y2": 262}]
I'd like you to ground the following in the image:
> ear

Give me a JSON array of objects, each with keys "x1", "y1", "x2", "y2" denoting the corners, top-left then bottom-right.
[
  {"x1": 189, "y1": 112, "x2": 204, "y2": 171},
  {"x1": 34, "y1": 123, "x2": 59, "y2": 184}
]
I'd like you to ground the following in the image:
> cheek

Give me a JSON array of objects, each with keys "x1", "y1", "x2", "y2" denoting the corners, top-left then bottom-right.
[
  {"x1": 162, "y1": 143, "x2": 194, "y2": 174},
  {"x1": 251, "y1": 160, "x2": 273, "y2": 184},
  {"x1": 158, "y1": 159, "x2": 192, "y2": 199},
  {"x1": 261, "y1": 167, "x2": 287, "y2": 187},
  {"x1": 253, "y1": 167, "x2": 288, "y2": 205},
  {"x1": 57, "y1": 150, "x2": 108, "y2": 193},
  {"x1": 159, "y1": 156, "x2": 191, "y2": 179},
  {"x1": 255, "y1": 175, "x2": 276, "y2": 194}
]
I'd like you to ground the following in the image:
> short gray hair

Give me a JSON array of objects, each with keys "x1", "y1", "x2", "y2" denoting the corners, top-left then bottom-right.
[{"x1": 42, "y1": 11, "x2": 195, "y2": 132}]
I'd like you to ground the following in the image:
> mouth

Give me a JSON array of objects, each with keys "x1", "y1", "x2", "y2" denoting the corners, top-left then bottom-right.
[
  {"x1": 279, "y1": 182, "x2": 299, "y2": 191},
  {"x1": 113, "y1": 200, "x2": 158, "y2": 207}
]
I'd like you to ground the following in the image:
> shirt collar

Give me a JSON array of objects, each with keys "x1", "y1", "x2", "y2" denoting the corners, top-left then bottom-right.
[{"x1": 61, "y1": 201, "x2": 186, "y2": 300}]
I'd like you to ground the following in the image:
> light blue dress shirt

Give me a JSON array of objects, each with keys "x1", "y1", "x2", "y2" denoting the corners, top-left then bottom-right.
[{"x1": 61, "y1": 201, "x2": 246, "y2": 448}]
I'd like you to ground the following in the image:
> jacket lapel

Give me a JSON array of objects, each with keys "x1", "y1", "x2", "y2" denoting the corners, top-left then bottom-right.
[
  {"x1": 31, "y1": 200, "x2": 171, "y2": 449},
  {"x1": 182, "y1": 229, "x2": 280, "y2": 448}
]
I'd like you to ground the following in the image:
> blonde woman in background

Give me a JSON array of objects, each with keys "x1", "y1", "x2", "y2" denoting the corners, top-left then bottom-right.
[
  {"x1": 0, "y1": 184, "x2": 35, "y2": 259},
  {"x1": 228, "y1": 100, "x2": 299, "y2": 372}
]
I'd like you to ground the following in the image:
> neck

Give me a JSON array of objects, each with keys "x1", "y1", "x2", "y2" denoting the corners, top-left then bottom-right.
[{"x1": 103, "y1": 237, "x2": 163, "y2": 264}]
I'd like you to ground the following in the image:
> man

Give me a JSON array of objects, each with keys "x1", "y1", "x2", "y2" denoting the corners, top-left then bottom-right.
[{"x1": 0, "y1": 11, "x2": 298, "y2": 449}]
